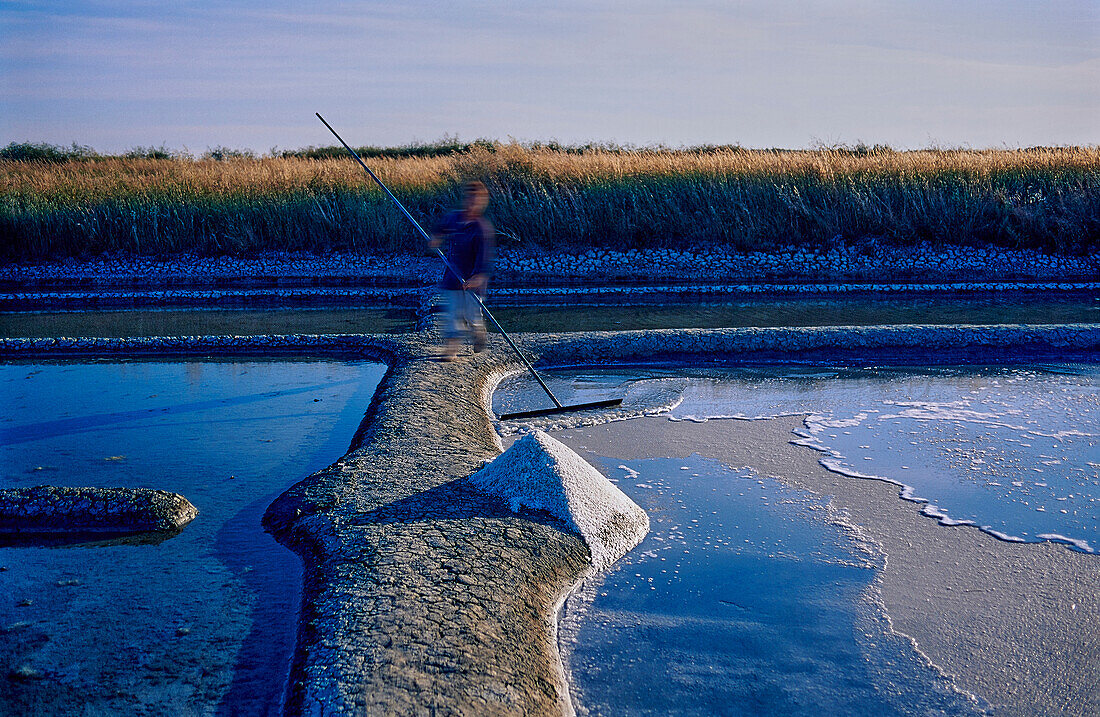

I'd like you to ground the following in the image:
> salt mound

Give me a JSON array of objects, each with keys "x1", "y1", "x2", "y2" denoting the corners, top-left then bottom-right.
[{"x1": 470, "y1": 430, "x2": 649, "y2": 571}]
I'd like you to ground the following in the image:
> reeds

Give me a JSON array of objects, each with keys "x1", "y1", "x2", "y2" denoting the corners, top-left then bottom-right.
[{"x1": 2, "y1": 145, "x2": 1097, "y2": 259}]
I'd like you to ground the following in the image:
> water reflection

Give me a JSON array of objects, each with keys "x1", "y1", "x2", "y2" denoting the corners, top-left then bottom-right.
[
  {"x1": 0, "y1": 307, "x2": 417, "y2": 338},
  {"x1": 0, "y1": 359, "x2": 385, "y2": 715},
  {"x1": 491, "y1": 294, "x2": 1098, "y2": 332},
  {"x1": 559, "y1": 455, "x2": 981, "y2": 716}
]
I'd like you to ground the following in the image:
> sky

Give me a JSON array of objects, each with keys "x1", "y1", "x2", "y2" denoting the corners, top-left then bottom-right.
[{"x1": 1, "y1": 0, "x2": 1097, "y2": 153}]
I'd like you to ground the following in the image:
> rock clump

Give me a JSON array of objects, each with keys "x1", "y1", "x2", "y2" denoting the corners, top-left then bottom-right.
[{"x1": 0, "y1": 485, "x2": 197, "y2": 536}]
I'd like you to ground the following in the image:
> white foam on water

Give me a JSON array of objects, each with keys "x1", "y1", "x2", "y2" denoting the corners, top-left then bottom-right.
[
  {"x1": 790, "y1": 427, "x2": 829, "y2": 452},
  {"x1": 983, "y1": 528, "x2": 1028, "y2": 543},
  {"x1": 669, "y1": 410, "x2": 806, "y2": 423},
  {"x1": 618, "y1": 465, "x2": 640, "y2": 481},
  {"x1": 920, "y1": 504, "x2": 978, "y2": 527},
  {"x1": 818, "y1": 455, "x2": 933, "y2": 506},
  {"x1": 810, "y1": 412, "x2": 875, "y2": 429},
  {"x1": 878, "y1": 401, "x2": 1037, "y2": 436},
  {"x1": 1029, "y1": 428, "x2": 1099, "y2": 440},
  {"x1": 1036, "y1": 533, "x2": 1095, "y2": 553},
  {"x1": 898, "y1": 485, "x2": 926, "y2": 502}
]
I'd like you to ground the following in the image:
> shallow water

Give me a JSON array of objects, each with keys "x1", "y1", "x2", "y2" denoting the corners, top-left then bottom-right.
[
  {"x1": 0, "y1": 359, "x2": 385, "y2": 715},
  {"x1": 495, "y1": 364, "x2": 1100, "y2": 553},
  {"x1": 559, "y1": 455, "x2": 981, "y2": 716},
  {"x1": 6, "y1": 292, "x2": 1095, "y2": 340},
  {"x1": 491, "y1": 294, "x2": 1099, "y2": 332},
  {"x1": 0, "y1": 307, "x2": 417, "y2": 338}
]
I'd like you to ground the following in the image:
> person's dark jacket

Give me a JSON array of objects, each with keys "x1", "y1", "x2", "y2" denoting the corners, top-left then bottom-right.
[{"x1": 435, "y1": 210, "x2": 495, "y2": 293}]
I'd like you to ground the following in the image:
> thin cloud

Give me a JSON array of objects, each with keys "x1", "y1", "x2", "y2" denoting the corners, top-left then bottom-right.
[{"x1": 2, "y1": 0, "x2": 1096, "y2": 151}]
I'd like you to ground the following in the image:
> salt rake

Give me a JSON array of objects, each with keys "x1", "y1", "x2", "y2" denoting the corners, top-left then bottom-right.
[{"x1": 316, "y1": 113, "x2": 623, "y2": 421}]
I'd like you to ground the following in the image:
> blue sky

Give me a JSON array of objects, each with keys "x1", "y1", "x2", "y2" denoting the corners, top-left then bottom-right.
[{"x1": 2, "y1": 1, "x2": 1097, "y2": 152}]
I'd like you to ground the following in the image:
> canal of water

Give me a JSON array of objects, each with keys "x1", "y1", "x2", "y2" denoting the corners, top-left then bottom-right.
[
  {"x1": 0, "y1": 359, "x2": 385, "y2": 715},
  {"x1": 2, "y1": 291, "x2": 1095, "y2": 338}
]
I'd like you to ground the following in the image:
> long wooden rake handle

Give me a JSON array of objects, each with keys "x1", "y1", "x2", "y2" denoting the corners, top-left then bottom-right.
[{"x1": 315, "y1": 113, "x2": 567, "y2": 411}]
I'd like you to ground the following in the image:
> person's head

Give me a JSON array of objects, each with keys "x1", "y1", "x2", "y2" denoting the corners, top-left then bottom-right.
[{"x1": 462, "y1": 180, "x2": 489, "y2": 217}]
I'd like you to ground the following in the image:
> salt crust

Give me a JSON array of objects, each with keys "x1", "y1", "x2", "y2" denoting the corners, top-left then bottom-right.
[{"x1": 470, "y1": 430, "x2": 650, "y2": 572}]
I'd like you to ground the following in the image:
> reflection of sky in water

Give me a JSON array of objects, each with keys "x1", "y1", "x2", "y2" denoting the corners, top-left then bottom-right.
[
  {"x1": 496, "y1": 364, "x2": 1100, "y2": 553},
  {"x1": 0, "y1": 360, "x2": 385, "y2": 714},
  {"x1": 491, "y1": 294, "x2": 1100, "y2": 332},
  {"x1": 561, "y1": 455, "x2": 981, "y2": 716},
  {"x1": 0, "y1": 307, "x2": 418, "y2": 338}
]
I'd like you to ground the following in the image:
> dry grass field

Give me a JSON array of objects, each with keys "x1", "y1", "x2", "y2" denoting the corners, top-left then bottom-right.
[{"x1": 2, "y1": 143, "x2": 1097, "y2": 259}]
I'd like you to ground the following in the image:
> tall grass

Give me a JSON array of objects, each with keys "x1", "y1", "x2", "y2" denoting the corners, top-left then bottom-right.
[{"x1": 2, "y1": 144, "x2": 1097, "y2": 260}]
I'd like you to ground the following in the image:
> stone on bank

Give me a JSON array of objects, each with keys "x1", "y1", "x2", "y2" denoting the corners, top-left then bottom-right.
[{"x1": 0, "y1": 485, "x2": 198, "y2": 537}]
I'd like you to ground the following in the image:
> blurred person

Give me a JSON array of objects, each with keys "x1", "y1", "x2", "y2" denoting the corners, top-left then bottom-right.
[{"x1": 429, "y1": 180, "x2": 495, "y2": 361}]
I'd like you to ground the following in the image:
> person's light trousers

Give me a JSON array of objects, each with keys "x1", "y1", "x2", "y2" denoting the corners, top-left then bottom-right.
[{"x1": 442, "y1": 290, "x2": 485, "y2": 339}]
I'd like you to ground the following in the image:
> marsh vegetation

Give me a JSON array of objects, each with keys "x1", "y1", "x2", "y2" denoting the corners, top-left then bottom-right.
[{"x1": 2, "y1": 142, "x2": 1097, "y2": 260}]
